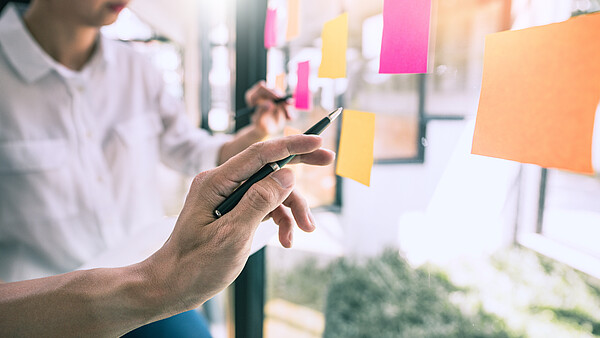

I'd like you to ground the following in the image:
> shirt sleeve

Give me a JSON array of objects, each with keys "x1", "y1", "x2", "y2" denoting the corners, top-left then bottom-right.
[{"x1": 153, "y1": 76, "x2": 232, "y2": 177}]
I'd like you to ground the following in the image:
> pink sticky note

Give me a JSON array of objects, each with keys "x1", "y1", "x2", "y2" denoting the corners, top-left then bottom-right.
[
  {"x1": 379, "y1": 0, "x2": 432, "y2": 74},
  {"x1": 294, "y1": 61, "x2": 311, "y2": 110},
  {"x1": 264, "y1": 8, "x2": 277, "y2": 49}
]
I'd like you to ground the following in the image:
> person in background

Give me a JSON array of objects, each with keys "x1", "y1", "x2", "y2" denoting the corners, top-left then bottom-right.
[
  {"x1": 0, "y1": 0, "x2": 314, "y2": 336},
  {"x1": 0, "y1": 135, "x2": 336, "y2": 337}
]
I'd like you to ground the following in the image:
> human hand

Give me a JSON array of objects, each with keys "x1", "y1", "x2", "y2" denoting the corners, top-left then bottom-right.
[
  {"x1": 245, "y1": 81, "x2": 291, "y2": 135},
  {"x1": 144, "y1": 135, "x2": 334, "y2": 312}
]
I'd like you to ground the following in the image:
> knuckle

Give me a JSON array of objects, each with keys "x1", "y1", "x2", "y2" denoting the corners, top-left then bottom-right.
[
  {"x1": 296, "y1": 193, "x2": 309, "y2": 209},
  {"x1": 191, "y1": 171, "x2": 210, "y2": 189},
  {"x1": 248, "y1": 142, "x2": 267, "y2": 165},
  {"x1": 246, "y1": 183, "x2": 277, "y2": 212},
  {"x1": 289, "y1": 191, "x2": 308, "y2": 211}
]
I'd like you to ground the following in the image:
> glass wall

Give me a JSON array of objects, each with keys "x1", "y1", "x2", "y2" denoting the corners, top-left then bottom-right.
[{"x1": 261, "y1": 0, "x2": 531, "y2": 337}]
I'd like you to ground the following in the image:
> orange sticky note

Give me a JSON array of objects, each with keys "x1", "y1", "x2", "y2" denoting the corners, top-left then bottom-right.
[
  {"x1": 472, "y1": 13, "x2": 600, "y2": 174},
  {"x1": 286, "y1": 0, "x2": 300, "y2": 41},
  {"x1": 336, "y1": 110, "x2": 375, "y2": 186},
  {"x1": 318, "y1": 13, "x2": 348, "y2": 79},
  {"x1": 275, "y1": 73, "x2": 286, "y2": 93}
]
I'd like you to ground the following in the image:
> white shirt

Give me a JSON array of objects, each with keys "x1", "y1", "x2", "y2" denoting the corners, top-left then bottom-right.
[{"x1": 0, "y1": 4, "x2": 229, "y2": 282}]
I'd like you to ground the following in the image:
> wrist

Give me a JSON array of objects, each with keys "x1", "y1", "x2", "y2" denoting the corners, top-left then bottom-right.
[
  {"x1": 59, "y1": 266, "x2": 173, "y2": 336},
  {"x1": 131, "y1": 256, "x2": 184, "y2": 316}
]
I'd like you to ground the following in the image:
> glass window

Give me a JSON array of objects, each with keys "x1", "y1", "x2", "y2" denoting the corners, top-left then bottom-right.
[
  {"x1": 264, "y1": 0, "x2": 511, "y2": 337},
  {"x1": 542, "y1": 169, "x2": 600, "y2": 258}
]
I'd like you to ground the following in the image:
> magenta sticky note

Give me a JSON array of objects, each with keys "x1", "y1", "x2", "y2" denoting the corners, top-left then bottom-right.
[
  {"x1": 294, "y1": 61, "x2": 311, "y2": 110},
  {"x1": 264, "y1": 8, "x2": 277, "y2": 49},
  {"x1": 379, "y1": 0, "x2": 432, "y2": 74}
]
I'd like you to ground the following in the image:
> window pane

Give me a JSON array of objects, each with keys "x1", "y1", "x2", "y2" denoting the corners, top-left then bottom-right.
[
  {"x1": 542, "y1": 170, "x2": 600, "y2": 258},
  {"x1": 426, "y1": 1, "x2": 507, "y2": 117}
]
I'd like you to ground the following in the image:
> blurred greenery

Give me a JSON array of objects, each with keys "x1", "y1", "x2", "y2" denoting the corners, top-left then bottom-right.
[
  {"x1": 322, "y1": 250, "x2": 519, "y2": 338},
  {"x1": 268, "y1": 257, "x2": 332, "y2": 312},
  {"x1": 268, "y1": 247, "x2": 600, "y2": 338}
]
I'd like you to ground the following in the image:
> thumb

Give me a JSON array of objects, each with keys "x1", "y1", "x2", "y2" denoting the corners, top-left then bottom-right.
[{"x1": 226, "y1": 168, "x2": 295, "y2": 228}]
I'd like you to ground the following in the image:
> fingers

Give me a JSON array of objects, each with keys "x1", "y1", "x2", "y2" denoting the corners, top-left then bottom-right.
[
  {"x1": 287, "y1": 148, "x2": 335, "y2": 166},
  {"x1": 276, "y1": 101, "x2": 292, "y2": 120},
  {"x1": 271, "y1": 206, "x2": 294, "y2": 248},
  {"x1": 226, "y1": 168, "x2": 295, "y2": 228},
  {"x1": 246, "y1": 81, "x2": 279, "y2": 106},
  {"x1": 216, "y1": 135, "x2": 324, "y2": 195},
  {"x1": 282, "y1": 189, "x2": 315, "y2": 233}
]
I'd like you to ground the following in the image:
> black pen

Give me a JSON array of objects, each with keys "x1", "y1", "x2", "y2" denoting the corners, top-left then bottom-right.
[
  {"x1": 234, "y1": 94, "x2": 293, "y2": 119},
  {"x1": 215, "y1": 107, "x2": 343, "y2": 217}
]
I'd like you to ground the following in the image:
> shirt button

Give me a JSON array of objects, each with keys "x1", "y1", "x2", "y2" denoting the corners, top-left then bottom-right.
[
  {"x1": 97, "y1": 176, "x2": 104, "y2": 183},
  {"x1": 87, "y1": 131, "x2": 93, "y2": 139}
]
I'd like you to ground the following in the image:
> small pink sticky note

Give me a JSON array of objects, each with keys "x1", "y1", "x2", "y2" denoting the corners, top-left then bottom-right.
[
  {"x1": 294, "y1": 61, "x2": 311, "y2": 110},
  {"x1": 264, "y1": 8, "x2": 277, "y2": 49},
  {"x1": 379, "y1": 0, "x2": 432, "y2": 74}
]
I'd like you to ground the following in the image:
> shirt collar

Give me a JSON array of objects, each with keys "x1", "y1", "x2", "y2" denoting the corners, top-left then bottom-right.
[
  {"x1": 97, "y1": 34, "x2": 116, "y2": 66},
  {"x1": 0, "y1": 4, "x2": 115, "y2": 84}
]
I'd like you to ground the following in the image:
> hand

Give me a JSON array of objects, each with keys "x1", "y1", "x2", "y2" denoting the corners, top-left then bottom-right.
[
  {"x1": 144, "y1": 135, "x2": 334, "y2": 311},
  {"x1": 245, "y1": 81, "x2": 291, "y2": 135}
]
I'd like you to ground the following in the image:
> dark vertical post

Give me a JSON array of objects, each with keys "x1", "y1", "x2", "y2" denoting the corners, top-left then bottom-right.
[
  {"x1": 199, "y1": 1, "x2": 211, "y2": 131},
  {"x1": 536, "y1": 168, "x2": 548, "y2": 234},
  {"x1": 417, "y1": 74, "x2": 427, "y2": 162},
  {"x1": 233, "y1": 0, "x2": 268, "y2": 337},
  {"x1": 235, "y1": 0, "x2": 268, "y2": 130}
]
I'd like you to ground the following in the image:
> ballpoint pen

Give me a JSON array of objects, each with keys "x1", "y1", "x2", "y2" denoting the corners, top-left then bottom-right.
[{"x1": 214, "y1": 107, "x2": 343, "y2": 217}]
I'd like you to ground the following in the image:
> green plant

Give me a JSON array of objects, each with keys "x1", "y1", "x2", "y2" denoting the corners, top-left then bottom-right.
[
  {"x1": 322, "y1": 249, "x2": 520, "y2": 338},
  {"x1": 268, "y1": 257, "x2": 333, "y2": 312}
]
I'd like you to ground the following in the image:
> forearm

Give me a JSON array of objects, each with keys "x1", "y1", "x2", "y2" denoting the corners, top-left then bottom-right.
[
  {"x1": 0, "y1": 263, "x2": 171, "y2": 337},
  {"x1": 218, "y1": 125, "x2": 268, "y2": 164}
]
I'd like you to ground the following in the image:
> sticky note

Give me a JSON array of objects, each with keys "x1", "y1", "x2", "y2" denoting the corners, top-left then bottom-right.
[
  {"x1": 318, "y1": 13, "x2": 348, "y2": 79},
  {"x1": 336, "y1": 110, "x2": 375, "y2": 186},
  {"x1": 275, "y1": 73, "x2": 286, "y2": 93},
  {"x1": 294, "y1": 61, "x2": 311, "y2": 110},
  {"x1": 379, "y1": 0, "x2": 432, "y2": 74},
  {"x1": 264, "y1": 8, "x2": 277, "y2": 49},
  {"x1": 286, "y1": 0, "x2": 300, "y2": 41},
  {"x1": 472, "y1": 13, "x2": 600, "y2": 174}
]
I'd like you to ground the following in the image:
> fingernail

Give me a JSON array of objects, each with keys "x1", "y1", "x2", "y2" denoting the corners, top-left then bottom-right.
[
  {"x1": 271, "y1": 170, "x2": 294, "y2": 188},
  {"x1": 288, "y1": 232, "x2": 293, "y2": 248}
]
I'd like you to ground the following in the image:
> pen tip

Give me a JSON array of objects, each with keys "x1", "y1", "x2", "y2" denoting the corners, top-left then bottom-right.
[{"x1": 329, "y1": 107, "x2": 343, "y2": 121}]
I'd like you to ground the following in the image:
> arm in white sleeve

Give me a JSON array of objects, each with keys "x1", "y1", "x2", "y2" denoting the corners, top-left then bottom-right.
[{"x1": 154, "y1": 82, "x2": 232, "y2": 176}]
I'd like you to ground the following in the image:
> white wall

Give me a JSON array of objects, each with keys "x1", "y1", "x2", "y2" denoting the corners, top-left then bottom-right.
[{"x1": 341, "y1": 119, "x2": 521, "y2": 264}]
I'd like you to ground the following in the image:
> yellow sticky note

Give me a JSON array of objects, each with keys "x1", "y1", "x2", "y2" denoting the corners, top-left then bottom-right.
[
  {"x1": 336, "y1": 109, "x2": 375, "y2": 186},
  {"x1": 318, "y1": 13, "x2": 348, "y2": 79},
  {"x1": 286, "y1": 0, "x2": 300, "y2": 41}
]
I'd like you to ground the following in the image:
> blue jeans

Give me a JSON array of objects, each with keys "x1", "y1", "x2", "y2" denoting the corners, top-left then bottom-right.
[{"x1": 123, "y1": 310, "x2": 212, "y2": 337}]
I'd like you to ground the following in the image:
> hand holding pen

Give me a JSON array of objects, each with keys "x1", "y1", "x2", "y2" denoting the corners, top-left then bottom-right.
[
  {"x1": 237, "y1": 81, "x2": 293, "y2": 135},
  {"x1": 236, "y1": 94, "x2": 292, "y2": 120},
  {"x1": 215, "y1": 108, "x2": 343, "y2": 218}
]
